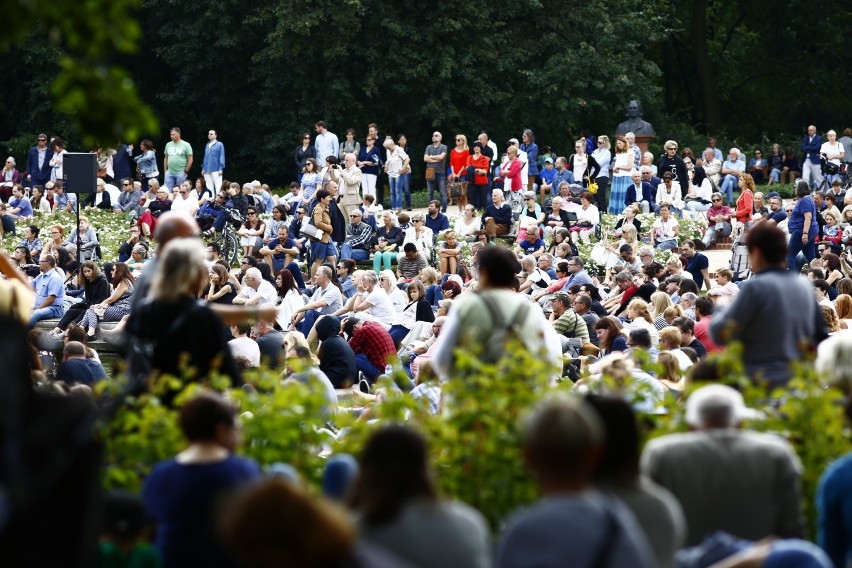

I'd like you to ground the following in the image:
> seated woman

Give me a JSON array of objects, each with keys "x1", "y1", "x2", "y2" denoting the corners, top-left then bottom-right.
[
  {"x1": 372, "y1": 210, "x2": 403, "y2": 274},
  {"x1": 651, "y1": 204, "x2": 679, "y2": 251},
  {"x1": 275, "y1": 268, "x2": 305, "y2": 331},
  {"x1": 420, "y1": 267, "x2": 442, "y2": 308},
  {"x1": 781, "y1": 150, "x2": 800, "y2": 184},
  {"x1": 684, "y1": 166, "x2": 713, "y2": 214},
  {"x1": 49, "y1": 260, "x2": 110, "y2": 338},
  {"x1": 400, "y1": 213, "x2": 433, "y2": 262},
  {"x1": 126, "y1": 244, "x2": 148, "y2": 279},
  {"x1": 453, "y1": 204, "x2": 481, "y2": 238},
  {"x1": 438, "y1": 231, "x2": 462, "y2": 276},
  {"x1": 387, "y1": 279, "x2": 436, "y2": 347},
  {"x1": 78, "y1": 262, "x2": 135, "y2": 338},
  {"x1": 823, "y1": 212, "x2": 843, "y2": 253},
  {"x1": 702, "y1": 192, "x2": 733, "y2": 247},
  {"x1": 206, "y1": 263, "x2": 238, "y2": 305},
  {"x1": 379, "y1": 270, "x2": 407, "y2": 313},
  {"x1": 137, "y1": 185, "x2": 172, "y2": 238},
  {"x1": 593, "y1": 316, "x2": 628, "y2": 356},
  {"x1": 238, "y1": 206, "x2": 265, "y2": 257}
]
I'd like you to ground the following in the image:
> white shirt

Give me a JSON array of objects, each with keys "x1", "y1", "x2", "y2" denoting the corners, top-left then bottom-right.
[
  {"x1": 363, "y1": 287, "x2": 398, "y2": 327},
  {"x1": 315, "y1": 131, "x2": 340, "y2": 165},
  {"x1": 239, "y1": 279, "x2": 278, "y2": 306},
  {"x1": 821, "y1": 141, "x2": 845, "y2": 163},
  {"x1": 228, "y1": 336, "x2": 260, "y2": 367}
]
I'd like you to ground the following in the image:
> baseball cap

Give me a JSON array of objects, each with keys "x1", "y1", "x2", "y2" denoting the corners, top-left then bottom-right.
[
  {"x1": 508, "y1": 138, "x2": 519, "y2": 145},
  {"x1": 544, "y1": 157, "x2": 554, "y2": 164},
  {"x1": 685, "y1": 384, "x2": 764, "y2": 427},
  {"x1": 553, "y1": 292, "x2": 571, "y2": 304}
]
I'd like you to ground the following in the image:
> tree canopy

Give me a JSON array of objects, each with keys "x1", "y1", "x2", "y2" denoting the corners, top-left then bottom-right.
[{"x1": 1, "y1": 0, "x2": 850, "y2": 183}]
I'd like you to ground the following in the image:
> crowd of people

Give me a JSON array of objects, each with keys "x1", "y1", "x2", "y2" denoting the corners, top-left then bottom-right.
[{"x1": 6, "y1": 121, "x2": 852, "y2": 566}]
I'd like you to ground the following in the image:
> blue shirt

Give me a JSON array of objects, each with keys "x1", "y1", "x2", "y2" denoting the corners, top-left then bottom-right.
[
  {"x1": 551, "y1": 169, "x2": 576, "y2": 195},
  {"x1": 265, "y1": 237, "x2": 297, "y2": 260},
  {"x1": 57, "y1": 357, "x2": 106, "y2": 386},
  {"x1": 519, "y1": 238, "x2": 546, "y2": 255},
  {"x1": 540, "y1": 167, "x2": 556, "y2": 187},
  {"x1": 10, "y1": 196, "x2": 33, "y2": 217},
  {"x1": 817, "y1": 453, "x2": 852, "y2": 568},
  {"x1": 788, "y1": 197, "x2": 818, "y2": 235},
  {"x1": 33, "y1": 270, "x2": 63, "y2": 308},
  {"x1": 425, "y1": 213, "x2": 450, "y2": 234},
  {"x1": 53, "y1": 192, "x2": 78, "y2": 212}
]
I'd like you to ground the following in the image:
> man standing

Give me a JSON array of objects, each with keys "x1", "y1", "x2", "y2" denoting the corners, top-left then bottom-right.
[
  {"x1": 642, "y1": 384, "x2": 803, "y2": 546},
  {"x1": 163, "y1": 127, "x2": 193, "y2": 190},
  {"x1": 26, "y1": 133, "x2": 52, "y2": 188},
  {"x1": 681, "y1": 240, "x2": 710, "y2": 291},
  {"x1": 482, "y1": 188, "x2": 513, "y2": 238},
  {"x1": 497, "y1": 396, "x2": 655, "y2": 567},
  {"x1": 314, "y1": 121, "x2": 339, "y2": 166},
  {"x1": 339, "y1": 209, "x2": 373, "y2": 262},
  {"x1": 801, "y1": 124, "x2": 823, "y2": 189},
  {"x1": 550, "y1": 157, "x2": 575, "y2": 196},
  {"x1": 201, "y1": 129, "x2": 225, "y2": 192},
  {"x1": 338, "y1": 152, "x2": 363, "y2": 218},
  {"x1": 424, "y1": 200, "x2": 450, "y2": 234},
  {"x1": 30, "y1": 254, "x2": 64, "y2": 327},
  {"x1": 424, "y1": 132, "x2": 448, "y2": 212},
  {"x1": 710, "y1": 224, "x2": 825, "y2": 387}
]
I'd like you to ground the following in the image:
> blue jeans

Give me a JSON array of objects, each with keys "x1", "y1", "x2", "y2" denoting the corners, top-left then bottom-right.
[
  {"x1": 373, "y1": 251, "x2": 397, "y2": 273},
  {"x1": 163, "y1": 171, "x2": 187, "y2": 190},
  {"x1": 656, "y1": 239, "x2": 678, "y2": 251},
  {"x1": 340, "y1": 243, "x2": 369, "y2": 261},
  {"x1": 388, "y1": 324, "x2": 410, "y2": 346},
  {"x1": 298, "y1": 309, "x2": 322, "y2": 335},
  {"x1": 720, "y1": 174, "x2": 739, "y2": 205},
  {"x1": 399, "y1": 173, "x2": 411, "y2": 209},
  {"x1": 427, "y1": 175, "x2": 447, "y2": 212},
  {"x1": 354, "y1": 353, "x2": 383, "y2": 382},
  {"x1": 29, "y1": 303, "x2": 64, "y2": 328},
  {"x1": 271, "y1": 259, "x2": 307, "y2": 290},
  {"x1": 769, "y1": 168, "x2": 781, "y2": 183},
  {"x1": 389, "y1": 176, "x2": 403, "y2": 210},
  {"x1": 787, "y1": 230, "x2": 816, "y2": 271}
]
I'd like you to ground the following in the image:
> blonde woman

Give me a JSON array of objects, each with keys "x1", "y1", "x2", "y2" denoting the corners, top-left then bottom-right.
[
  {"x1": 448, "y1": 134, "x2": 470, "y2": 208},
  {"x1": 650, "y1": 291, "x2": 674, "y2": 329},
  {"x1": 379, "y1": 269, "x2": 406, "y2": 313},
  {"x1": 282, "y1": 330, "x2": 319, "y2": 365},
  {"x1": 823, "y1": 305, "x2": 841, "y2": 334},
  {"x1": 666, "y1": 255, "x2": 692, "y2": 280},
  {"x1": 608, "y1": 135, "x2": 634, "y2": 214},
  {"x1": 624, "y1": 298, "x2": 659, "y2": 346},
  {"x1": 836, "y1": 294, "x2": 852, "y2": 330},
  {"x1": 657, "y1": 351, "x2": 686, "y2": 396},
  {"x1": 658, "y1": 326, "x2": 693, "y2": 371}
]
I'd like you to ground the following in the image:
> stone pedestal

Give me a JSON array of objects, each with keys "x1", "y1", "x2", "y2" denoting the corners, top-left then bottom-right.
[{"x1": 635, "y1": 134, "x2": 655, "y2": 156}]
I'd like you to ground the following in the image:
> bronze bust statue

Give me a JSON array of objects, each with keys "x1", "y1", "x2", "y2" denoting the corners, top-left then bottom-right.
[{"x1": 615, "y1": 100, "x2": 655, "y2": 135}]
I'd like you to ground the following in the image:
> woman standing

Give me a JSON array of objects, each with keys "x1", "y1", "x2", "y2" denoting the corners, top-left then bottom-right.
[
  {"x1": 372, "y1": 211, "x2": 403, "y2": 273},
  {"x1": 294, "y1": 133, "x2": 316, "y2": 183},
  {"x1": 734, "y1": 173, "x2": 755, "y2": 231},
  {"x1": 465, "y1": 142, "x2": 490, "y2": 211},
  {"x1": 48, "y1": 138, "x2": 67, "y2": 183},
  {"x1": 567, "y1": 138, "x2": 601, "y2": 193},
  {"x1": 501, "y1": 146, "x2": 524, "y2": 193},
  {"x1": 387, "y1": 280, "x2": 436, "y2": 347},
  {"x1": 300, "y1": 158, "x2": 322, "y2": 206},
  {"x1": 310, "y1": 189, "x2": 337, "y2": 279},
  {"x1": 520, "y1": 129, "x2": 539, "y2": 192},
  {"x1": 383, "y1": 137, "x2": 409, "y2": 214},
  {"x1": 591, "y1": 135, "x2": 612, "y2": 212},
  {"x1": 821, "y1": 129, "x2": 846, "y2": 183},
  {"x1": 357, "y1": 135, "x2": 381, "y2": 201},
  {"x1": 397, "y1": 134, "x2": 412, "y2": 211},
  {"x1": 608, "y1": 135, "x2": 634, "y2": 215},
  {"x1": 49, "y1": 261, "x2": 110, "y2": 338},
  {"x1": 79, "y1": 262, "x2": 135, "y2": 338},
  {"x1": 133, "y1": 139, "x2": 158, "y2": 194},
  {"x1": 449, "y1": 134, "x2": 470, "y2": 209}
]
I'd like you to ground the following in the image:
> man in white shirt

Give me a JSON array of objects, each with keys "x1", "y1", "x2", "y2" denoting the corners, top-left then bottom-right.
[
  {"x1": 170, "y1": 180, "x2": 199, "y2": 217},
  {"x1": 352, "y1": 270, "x2": 397, "y2": 328},
  {"x1": 233, "y1": 267, "x2": 277, "y2": 306},
  {"x1": 228, "y1": 321, "x2": 260, "y2": 368},
  {"x1": 314, "y1": 120, "x2": 339, "y2": 165}
]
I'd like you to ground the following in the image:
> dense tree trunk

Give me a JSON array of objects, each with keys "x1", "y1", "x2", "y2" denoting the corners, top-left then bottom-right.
[{"x1": 690, "y1": 0, "x2": 721, "y2": 134}]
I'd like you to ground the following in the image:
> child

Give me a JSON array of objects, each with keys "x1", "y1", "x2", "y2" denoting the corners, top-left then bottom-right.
[
  {"x1": 97, "y1": 491, "x2": 161, "y2": 567},
  {"x1": 706, "y1": 268, "x2": 739, "y2": 303}
]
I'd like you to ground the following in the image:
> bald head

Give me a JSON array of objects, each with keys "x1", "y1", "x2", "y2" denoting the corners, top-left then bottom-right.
[{"x1": 154, "y1": 211, "x2": 200, "y2": 248}]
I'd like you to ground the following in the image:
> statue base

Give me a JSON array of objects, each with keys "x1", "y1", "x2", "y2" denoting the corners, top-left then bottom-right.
[{"x1": 634, "y1": 134, "x2": 655, "y2": 157}]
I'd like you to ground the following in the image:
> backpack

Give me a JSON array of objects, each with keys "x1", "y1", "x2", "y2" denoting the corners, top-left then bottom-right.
[
  {"x1": 730, "y1": 239, "x2": 751, "y2": 282},
  {"x1": 478, "y1": 293, "x2": 531, "y2": 364}
]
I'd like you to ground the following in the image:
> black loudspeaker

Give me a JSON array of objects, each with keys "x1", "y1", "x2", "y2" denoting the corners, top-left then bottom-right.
[{"x1": 63, "y1": 153, "x2": 97, "y2": 194}]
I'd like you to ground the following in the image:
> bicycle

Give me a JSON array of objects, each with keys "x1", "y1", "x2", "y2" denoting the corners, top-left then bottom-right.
[{"x1": 206, "y1": 207, "x2": 242, "y2": 266}]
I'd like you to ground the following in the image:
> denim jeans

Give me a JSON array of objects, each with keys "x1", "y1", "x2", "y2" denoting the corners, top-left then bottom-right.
[
  {"x1": 787, "y1": 230, "x2": 816, "y2": 271},
  {"x1": 720, "y1": 174, "x2": 739, "y2": 205},
  {"x1": 29, "y1": 303, "x2": 64, "y2": 328},
  {"x1": 163, "y1": 171, "x2": 187, "y2": 190},
  {"x1": 340, "y1": 243, "x2": 369, "y2": 261},
  {"x1": 427, "y1": 175, "x2": 447, "y2": 212},
  {"x1": 656, "y1": 239, "x2": 678, "y2": 251},
  {"x1": 354, "y1": 353, "x2": 383, "y2": 382},
  {"x1": 769, "y1": 167, "x2": 781, "y2": 183},
  {"x1": 389, "y1": 176, "x2": 403, "y2": 210},
  {"x1": 399, "y1": 173, "x2": 411, "y2": 209}
]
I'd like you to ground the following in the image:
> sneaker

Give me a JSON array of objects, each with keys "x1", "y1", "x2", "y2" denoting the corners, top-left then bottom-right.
[{"x1": 48, "y1": 330, "x2": 65, "y2": 339}]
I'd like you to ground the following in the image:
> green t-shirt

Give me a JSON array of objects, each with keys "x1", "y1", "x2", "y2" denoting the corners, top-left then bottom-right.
[
  {"x1": 164, "y1": 140, "x2": 193, "y2": 174},
  {"x1": 97, "y1": 542, "x2": 161, "y2": 568}
]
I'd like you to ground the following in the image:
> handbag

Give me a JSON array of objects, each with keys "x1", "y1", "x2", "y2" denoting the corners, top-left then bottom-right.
[
  {"x1": 590, "y1": 242, "x2": 609, "y2": 266},
  {"x1": 300, "y1": 214, "x2": 324, "y2": 241},
  {"x1": 447, "y1": 180, "x2": 463, "y2": 198},
  {"x1": 424, "y1": 167, "x2": 436, "y2": 181},
  {"x1": 93, "y1": 305, "x2": 106, "y2": 318},
  {"x1": 588, "y1": 178, "x2": 599, "y2": 194}
]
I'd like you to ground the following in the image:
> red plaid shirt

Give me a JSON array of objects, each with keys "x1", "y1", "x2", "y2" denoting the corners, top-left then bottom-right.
[{"x1": 349, "y1": 321, "x2": 396, "y2": 370}]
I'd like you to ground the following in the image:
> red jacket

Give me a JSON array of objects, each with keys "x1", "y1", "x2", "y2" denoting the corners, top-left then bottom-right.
[{"x1": 502, "y1": 158, "x2": 523, "y2": 192}]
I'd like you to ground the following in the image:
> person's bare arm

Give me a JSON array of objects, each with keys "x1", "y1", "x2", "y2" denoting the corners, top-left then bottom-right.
[
  {"x1": 185, "y1": 154, "x2": 194, "y2": 173},
  {"x1": 209, "y1": 303, "x2": 277, "y2": 326}
]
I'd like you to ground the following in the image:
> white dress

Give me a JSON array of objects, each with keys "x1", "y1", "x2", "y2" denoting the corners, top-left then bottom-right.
[{"x1": 276, "y1": 289, "x2": 306, "y2": 330}]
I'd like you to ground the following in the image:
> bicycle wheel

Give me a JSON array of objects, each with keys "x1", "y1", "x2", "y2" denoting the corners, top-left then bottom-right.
[{"x1": 215, "y1": 232, "x2": 241, "y2": 267}]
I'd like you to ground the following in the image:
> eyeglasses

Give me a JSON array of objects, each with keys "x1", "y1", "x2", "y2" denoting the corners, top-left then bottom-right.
[
  {"x1": 597, "y1": 141, "x2": 604, "y2": 144},
  {"x1": 247, "y1": 211, "x2": 257, "y2": 215},
  {"x1": 349, "y1": 215, "x2": 360, "y2": 218},
  {"x1": 38, "y1": 138, "x2": 47, "y2": 142},
  {"x1": 413, "y1": 219, "x2": 422, "y2": 223},
  {"x1": 303, "y1": 136, "x2": 310, "y2": 140},
  {"x1": 712, "y1": 198, "x2": 721, "y2": 202}
]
